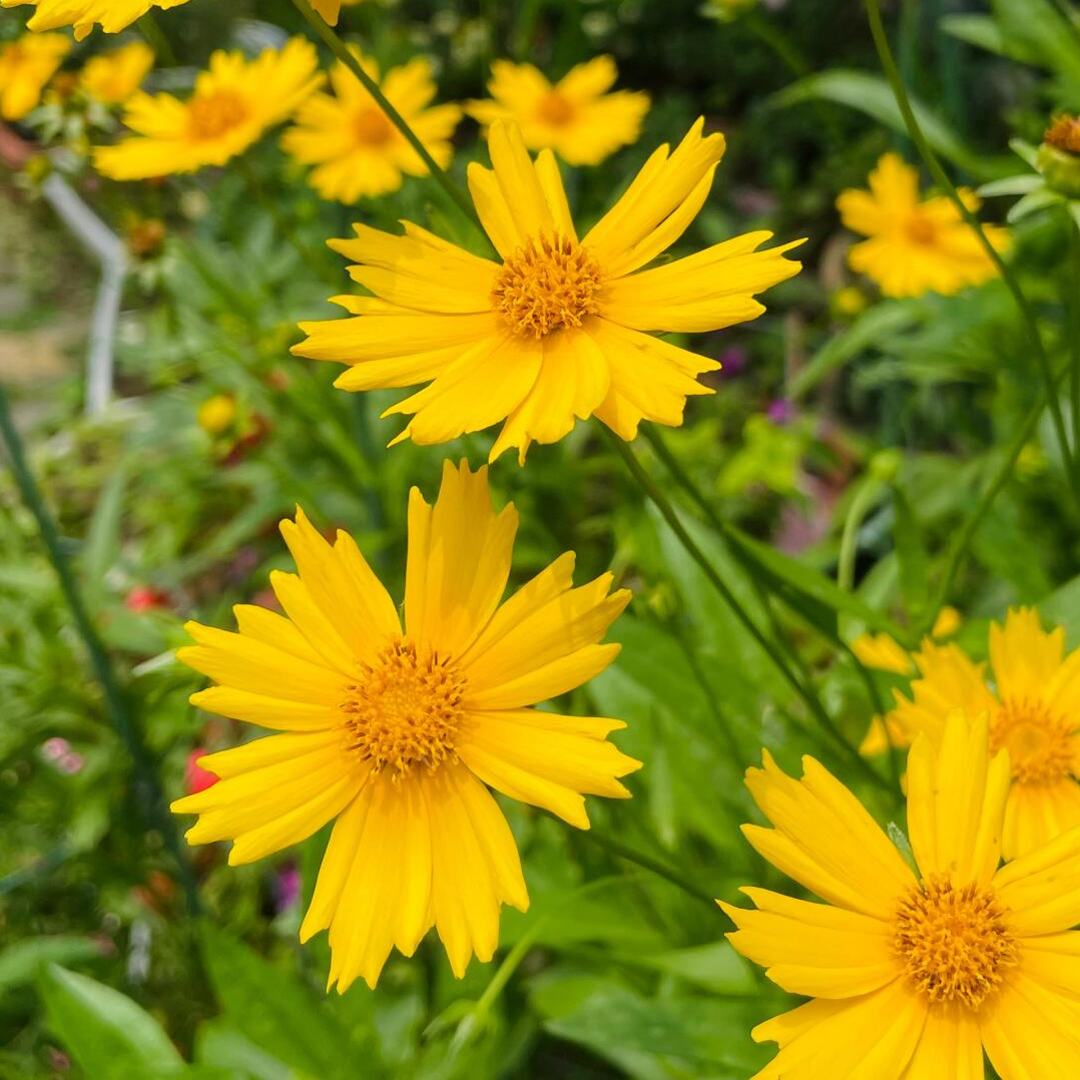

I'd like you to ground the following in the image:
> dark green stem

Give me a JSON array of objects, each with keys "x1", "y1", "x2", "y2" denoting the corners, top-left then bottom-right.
[
  {"x1": 578, "y1": 829, "x2": 718, "y2": 908},
  {"x1": 1068, "y1": 216, "x2": 1080, "y2": 460},
  {"x1": 607, "y1": 429, "x2": 890, "y2": 793},
  {"x1": 929, "y1": 359, "x2": 1071, "y2": 618},
  {"x1": 865, "y1": 0, "x2": 1078, "y2": 498},
  {"x1": 0, "y1": 385, "x2": 199, "y2": 915},
  {"x1": 288, "y1": 0, "x2": 481, "y2": 232}
]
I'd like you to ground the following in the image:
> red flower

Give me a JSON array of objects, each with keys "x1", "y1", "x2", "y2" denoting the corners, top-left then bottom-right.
[
  {"x1": 185, "y1": 749, "x2": 219, "y2": 795},
  {"x1": 125, "y1": 585, "x2": 171, "y2": 613}
]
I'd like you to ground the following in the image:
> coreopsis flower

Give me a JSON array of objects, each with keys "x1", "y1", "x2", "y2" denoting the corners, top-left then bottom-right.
[
  {"x1": 865, "y1": 607, "x2": 1080, "y2": 859},
  {"x1": 722, "y1": 711, "x2": 1080, "y2": 1078},
  {"x1": 78, "y1": 39, "x2": 153, "y2": 106},
  {"x1": 172, "y1": 461, "x2": 639, "y2": 990},
  {"x1": 3, "y1": 0, "x2": 343, "y2": 39},
  {"x1": 294, "y1": 120, "x2": 802, "y2": 463},
  {"x1": 0, "y1": 32, "x2": 70, "y2": 121},
  {"x1": 852, "y1": 606, "x2": 960, "y2": 678},
  {"x1": 464, "y1": 56, "x2": 649, "y2": 166},
  {"x1": 837, "y1": 153, "x2": 1009, "y2": 298},
  {"x1": 281, "y1": 50, "x2": 461, "y2": 203},
  {"x1": 93, "y1": 39, "x2": 322, "y2": 180}
]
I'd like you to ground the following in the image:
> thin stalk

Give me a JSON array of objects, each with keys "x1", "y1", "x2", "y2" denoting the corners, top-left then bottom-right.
[
  {"x1": 1068, "y1": 216, "x2": 1080, "y2": 459},
  {"x1": 136, "y1": 11, "x2": 177, "y2": 67},
  {"x1": 837, "y1": 476, "x2": 883, "y2": 592},
  {"x1": 641, "y1": 427, "x2": 898, "y2": 787},
  {"x1": 288, "y1": 0, "x2": 481, "y2": 232},
  {"x1": 929, "y1": 358, "x2": 1071, "y2": 617},
  {"x1": 577, "y1": 829, "x2": 718, "y2": 908},
  {"x1": 0, "y1": 385, "x2": 200, "y2": 915},
  {"x1": 743, "y1": 10, "x2": 811, "y2": 78},
  {"x1": 865, "y1": 0, "x2": 1078, "y2": 496},
  {"x1": 607, "y1": 430, "x2": 890, "y2": 792}
]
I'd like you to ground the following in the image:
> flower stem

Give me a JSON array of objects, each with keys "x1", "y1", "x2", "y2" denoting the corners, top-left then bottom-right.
[
  {"x1": 0, "y1": 384, "x2": 200, "y2": 915},
  {"x1": 865, "y1": 0, "x2": 1079, "y2": 498},
  {"x1": 577, "y1": 829, "x2": 719, "y2": 908},
  {"x1": 288, "y1": 0, "x2": 481, "y2": 232},
  {"x1": 607, "y1": 429, "x2": 890, "y2": 793},
  {"x1": 928, "y1": 357, "x2": 1071, "y2": 622},
  {"x1": 1068, "y1": 215, "x2": 1080, "y2": 459}
]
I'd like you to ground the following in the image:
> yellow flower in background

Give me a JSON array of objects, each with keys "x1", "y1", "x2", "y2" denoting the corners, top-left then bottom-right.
[
  {"x1": 281, "y1": 50, "x2": 460, "y2": 203},
  {"x1": 196, "y1": 394, "x2": 236, "y2": 436},
  {"x1": 2, "y1": 0, "x2": 187, "y2": 41},
  {"x1": 852, "y1": 605, "x2": 961, "y2": 678},
  {"x1": 0, "y1": 32, "x2": 70, "y2": 121},
  {"x1": 837, "y1": 153, "x2": 1009, "y2": 298},
  {"x1": 294, "y1": 120, "x2": 802, "y2": 463},
  {"x1": 172, "y1": 461, "x2": 639, "y2": 991},
  {"x1": 78, "y1": 39, "x2": 153, "y2": 106},
  {"x1": 464, "y1": 56, "x2": 649, "y2": 166},
  {"x1": 4, "y1": 0, "x2": 345, "y2": 38},
  {"x1": 93, "y1": 39, "x2": 322, "y2": 180},
  {"x1": 723, "y1": 712, "x2": 1080, "y2": 1078},
  {"x1": 867, "y1": 608, "x2": 1080, "y2": 859}
]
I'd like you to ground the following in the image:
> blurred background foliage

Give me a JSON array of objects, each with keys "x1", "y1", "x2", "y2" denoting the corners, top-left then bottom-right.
[{"x1": 4, "y1": 0, "x2": 1080, "y2": 1076}]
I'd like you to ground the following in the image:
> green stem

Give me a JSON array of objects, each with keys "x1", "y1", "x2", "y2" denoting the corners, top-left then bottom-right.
[
  {"x1": 929, "y1": 358, "x2": 1071, "y2": 618},
  {"x1": 577, "y1": 829, "x2": 718, "y2": 908},
  {"x1": 743, "y1": 10, "x2": 810, "y2": 77},
  {"x1": 0, "y1": 385, "x2": 200, "y2": 915},
  {"x1": 865, "y1": 0, "x2": 1078, "y2": 497},
  {"x1": 607, "y1": 430, "x2": 890, "y2": 792},
  {"x1": 288, "y1": 0, "x2": 481, "y2": 232},
  {"x1": 837, "y1": 476, "x2": 883, "y2": 592},
  {"x1": 641, "y1": 427, "x2": 898, "y2": 788},
  {"x1": 1068, "y1": 216, "x2": 1080, "y2": 459},
  {"x1": 136, "y1": 11, "x2": 177, "y2": 67}
]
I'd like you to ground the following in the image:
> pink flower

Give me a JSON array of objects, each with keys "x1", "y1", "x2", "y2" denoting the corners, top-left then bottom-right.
[
  {"x1": 185, "y1": 750, "x2": 219, "y2": 795},
  {"x1": 125, "y1": 586, "x2": 171, "y2": 613}
]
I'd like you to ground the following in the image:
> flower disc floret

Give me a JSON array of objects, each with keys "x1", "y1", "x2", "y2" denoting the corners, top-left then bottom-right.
[{"x1": 893, "y1": 875, "x2": 1017, "y2": 1009}]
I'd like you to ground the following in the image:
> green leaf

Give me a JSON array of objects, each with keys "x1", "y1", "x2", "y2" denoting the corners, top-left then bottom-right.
[
  {"x1": 770, "y1": 70, "x2": 1013, "y2": 180},
  {"x1": 1039, "y1": 574, "x2": 1080, "y2": 648},
  {"x1": 989, "y1": 0, "x2": 1080, "y2": 95},
  {"x1": 38, "y1": 964, "x2": 184, "y2": 1079},
  {"x1": 791, "y1": 301, "x2": 923, "y2": 400},
  {"x1": 199, "y1": 924, "x2": 354, "y2": 1080},
  {"x1": 81, "y1": 463, "x2": 127, "y2": 609},
  {"x1": 940, "y1": 14, "x2": 1040, "y2": 63},
  {"x1": 194, "y1": 1022, "x2": 293, "y2": 1080},
  {"x1": 0, "y1": 937, "x2": 102, "y2": 995},
  {"x1": 891, "y1": 487, "x2": 930, "y2": 621}
]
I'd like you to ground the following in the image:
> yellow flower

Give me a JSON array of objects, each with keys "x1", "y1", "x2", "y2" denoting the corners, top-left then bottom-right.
[
  {"x1": 294, "y1": 120, "x2": 802, "y2": 463},
  {"x1": 79, "y1": 39, "x2": 153, "y2": 106},
  {"x1": 0, "y1": 32, "x2": 70, "y2": 121},
  {"x1": 93, "y1": 39, "x2": 322, "y2": 180},
  {"x1": 2, "y1": 0, "x2": 188, "y2": 41},
  {"x1": 171, "y1": 461, "x2": 639, "y2": 990},
  {"x1": 836, "y1": 152, "x2": 1010, "y2": 298},
  {"x1": 852, "y1": 606, "x2": 961, "y2": 678},
  {"x1": 868, "y1": 608, "x2": 1080, "y2": 859},
  {"x1": 722, "y1": 711, "x2": 1080, "y2": 1077},
  {"x1": 281, "y1": 50, "x2": 461, "y2": 203},
  {"x1": 4, "y1": 0, "x2": 343, "y2": 38},
  {"x1": 196, "y1": 394, "x2": 236, "y2": 436},
  {"x1": 464, "y1": 56, "x2": 650, "y2": 166}
]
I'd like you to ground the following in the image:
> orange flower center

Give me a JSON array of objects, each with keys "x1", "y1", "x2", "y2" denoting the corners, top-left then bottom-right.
[
  {"x1": 903, "y1": 212, "x2": 937, "y2": 245},
  {"x1": 492, "y1": 233, "x2": 602, "y2": 339},
  {"x1": 353, "y1": 105, "x2": 394, "y2": 146},
  {"x1": 187, "y1": 89, "x2": 249, "y2": 140},
  {"x1": 537, "y1": 90, "x2": 575, "y2": 127},
  {"x1": 1046, "y1": 114, "x2": 1080, "y2": 156},
  {"x1": 893, "y1": 875, "x2": 1017, "y2": 1010},
  {"x1": 341, "y1": 638, "x2": 465, "y2": 778},
  {"x1": 990, "y1": 697, "x2": 1076, "y2": 785}
]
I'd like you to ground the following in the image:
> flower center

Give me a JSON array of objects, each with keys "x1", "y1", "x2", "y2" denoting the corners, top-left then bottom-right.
[
  {"x1": 893, "y1": 875, "x2": 1017, "y2": 1010},
  {"x1": 491, "y1": 233, "x2": 602, "y2": 339},
  {"x1": 537, "y1": 90, "x2": 575, "y2": 127},
  {"x1": 353, "y1": 105, "x2": 393, "y2": 146},
  {"x1": 1046, "y1": 114, "x2": 1080, "y2": 156},
  {"x1": 990, "y1": 697, "x2": 1076, "y2": 785},
  {"x1": 187, "y1": 89, "x2": 249, "y2": 141},
  {"x1": 903, "y1": 212, "x2": 937, "y2": 245},
  {"x1": 341, "y1": 638, "x2": 465, "y2": 778}
]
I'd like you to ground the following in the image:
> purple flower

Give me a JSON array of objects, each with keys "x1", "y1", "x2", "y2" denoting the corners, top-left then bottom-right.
[
  {"x1": 767, "y1": 398, "x2": 795, "y2": 425},
  {"x1": 275, "y1": 862, "x2": 301, "y2": 913}
]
